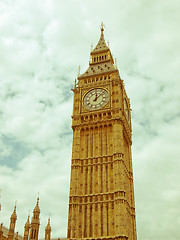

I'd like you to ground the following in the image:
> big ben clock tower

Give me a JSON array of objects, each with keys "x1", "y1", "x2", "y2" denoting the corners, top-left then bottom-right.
[{"x1": 67, "y1": 23, "x2": 137, "y2": 240}]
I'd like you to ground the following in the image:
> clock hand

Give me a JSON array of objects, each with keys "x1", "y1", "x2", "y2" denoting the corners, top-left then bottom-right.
[
  {"x1": 93, "y1": 93, "x2": 98, "y2": 101},
  {"x1": 96, "y1": 92, "x2": 103, "y2": 99}
]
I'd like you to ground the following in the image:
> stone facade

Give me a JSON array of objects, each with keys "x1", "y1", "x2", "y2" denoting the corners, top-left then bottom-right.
[{"x1": 67, "y1": 24, "x2": 137, "y2": 240}]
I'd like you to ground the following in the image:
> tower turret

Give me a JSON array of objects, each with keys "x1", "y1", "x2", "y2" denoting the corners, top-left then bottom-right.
[
  {"x1": 8, "y1": 203, "x2": 17, "y2": 240},
  {"x1": 23, "y1": 215, "x2": 30, "y2": 240},
  {"x1": 45, "y1": 218, "x2": 51, "y2": 240},
  {"x1": 29, "y1": 197, "x2": 40, "y2": 240}
]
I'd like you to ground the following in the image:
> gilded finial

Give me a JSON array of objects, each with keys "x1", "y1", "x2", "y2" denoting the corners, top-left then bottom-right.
[
  {"x1": 115, "y1": 58, "x2": 117, "y2": 69},
  {"x1": 37, "y1": 192, "x2": 40, "y2": 202},
  {"x1": 100, "y1": 22, "x2": 105, "y2": 32},
  {"x1": 78, "y1": 66, "x2": 81, "y2": 77},
  {"x1": 91, "y1": 44, "x2": 93, "y2": 52},
  {"x1": 36, "y1": 193, "x2": 39, "y2": 206},
  {"x1": 15, "y1": 201, "x2": 17, "y2": 210}
]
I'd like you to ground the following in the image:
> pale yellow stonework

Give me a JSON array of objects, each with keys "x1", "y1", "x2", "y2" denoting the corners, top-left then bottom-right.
[{"x1": 67, "y1": 24, "x2": 137, "y2": 240}]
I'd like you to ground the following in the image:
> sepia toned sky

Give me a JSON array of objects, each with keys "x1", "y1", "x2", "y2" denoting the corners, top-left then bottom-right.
[{"x1": 0, "y1": 0, "x2": 180, "y2": 240}]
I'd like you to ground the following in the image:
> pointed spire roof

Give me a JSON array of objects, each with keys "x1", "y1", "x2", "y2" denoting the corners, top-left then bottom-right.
[
  {"x1": 91, "y1": 22, "x2": 109, "y2": 54},
  {"x1": 45, "y1": 218, "x2": 51, "y2": 232},
  {"x1": 11, "y1": 203, "x2": 17, "y2": 220},
  {"x1": 33, "y1": 196, "x2": 40, "y2": 213},
  {"x1": 25, "y1": 215, "x2": 30, "y2": 228},
  {"x1": 78, "y1": 23, "x2": 116, "y2": 79}
]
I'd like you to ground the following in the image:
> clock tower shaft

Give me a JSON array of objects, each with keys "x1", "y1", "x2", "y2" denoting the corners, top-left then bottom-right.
[{"x1": 67, "y1": 24, "x2": 137, "y2": 240}]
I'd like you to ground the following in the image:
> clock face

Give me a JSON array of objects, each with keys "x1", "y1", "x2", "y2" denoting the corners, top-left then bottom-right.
[
  {"x1": 124, "y1": 98, "x2": 129, "y2": 121},
  {"x1": 83, "y1": 88, "x2": 109, "y2": 110}
]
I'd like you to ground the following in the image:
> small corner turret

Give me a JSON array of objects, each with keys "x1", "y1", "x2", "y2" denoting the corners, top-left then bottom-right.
[
  {"x1": 29, "y1": 197, "x2": 40, "y2": 240},
  {"x1": 8, "y1": 203, "x2": 17, "y2": 240},
  {"x1": 45, "y1": 218, "x2": 51, "y2": 240},
  {"x1": 23, "y1": 215, "x2": 30, "y2": 240}
]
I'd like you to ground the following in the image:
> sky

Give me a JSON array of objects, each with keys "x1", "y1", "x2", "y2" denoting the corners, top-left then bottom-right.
[{"x1": 0, "y1": 0, "x2": 180, "y2": 239}]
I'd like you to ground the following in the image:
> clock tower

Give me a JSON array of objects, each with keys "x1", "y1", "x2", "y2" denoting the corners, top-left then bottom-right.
[{"x1": 67, "y1": 23, "x2": 137, "y2": 240}]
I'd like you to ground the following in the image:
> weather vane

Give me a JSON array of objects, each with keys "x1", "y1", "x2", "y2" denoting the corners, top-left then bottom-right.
[
  {"x1": 91, "y1": 44, "x2": 93, "y2": 52},
  {"x1": 100, "y1": 22, "x2": 105, "y2": 31}
]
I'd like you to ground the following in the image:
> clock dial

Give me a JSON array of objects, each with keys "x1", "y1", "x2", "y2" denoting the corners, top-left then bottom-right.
[
  {"x1": 83, "y1": 88, "x2": 109, "y2": 110},
  {"x1": 124, "y1": 98, "x2": 129, "y2": 121}
]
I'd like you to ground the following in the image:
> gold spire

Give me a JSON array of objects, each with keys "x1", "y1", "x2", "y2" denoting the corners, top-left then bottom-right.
[
  {"x1": 33, "y1": 196, "x2": 40, "y2": 213},
  {"x1": 25, "y1": 215, "x2": 30, "y2": 228},
  {"x1": 24, "y1": 214, "x2": 30, "y2": 240},
  {"x1": 78, "y1": 23, "x2": 115, "y2": 79},
  {"x1": 45, "y1": 218, "x2": 51, "y2": 231},
  {"x1": 11, "y1": 202, "x2": 17, "y2": 220},
  {"x1": 91, "y1": 22, "x2": 108, "y2": 53}
]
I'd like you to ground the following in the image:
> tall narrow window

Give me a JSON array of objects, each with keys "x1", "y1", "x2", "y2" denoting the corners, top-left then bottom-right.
[
  {"x1": 101, "y1": 164, "x2": 103, "y2": 192},
  {"x1": 87, "y1": 134, "x2": 89, "y2": 158},
  {"x1": 101, "y1": 204, "x2": 103, "y2": 235},
  {"x1": 105, "y1": 130, "x2": 107, "y2": 155},
  {"x1": 84, "y1": 205, "x2": 87, "y2": 237},
  {"x1": 100, "y1": 131, "x2": 102, "y2": 155},
  {"x1": 90, "y1": 205, "x2": 92, "y2": 237},
  {"x1": 90, "y1": 166, "x2": 93, "y2": 194},
  {"x1": 85, "y1": 167, "x2": 88, "y2": 194},
  {"x1": 91, "y1": 133, "x2": 93, "y2": 157},
  {"x1": 106, "y1": 165, "x2": 108, "y2": 192},
  {"x1": 107, "y1": 203, "x2": 109, "y2": 236},
  {"x1": 34, "y1": 229, "x2": 36, "y2": 239}
]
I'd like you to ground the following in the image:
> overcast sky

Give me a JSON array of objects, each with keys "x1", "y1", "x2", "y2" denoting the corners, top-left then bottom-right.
[{"x1": 0, "y1": 0, "x2": 180, "y2": 240}]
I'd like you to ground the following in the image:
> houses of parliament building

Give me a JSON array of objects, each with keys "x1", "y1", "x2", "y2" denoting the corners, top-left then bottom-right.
[{"x1": 0, "y1": 23, "x2": 137, "y2": 240}]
